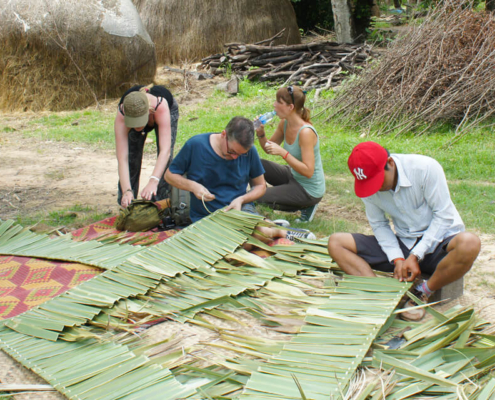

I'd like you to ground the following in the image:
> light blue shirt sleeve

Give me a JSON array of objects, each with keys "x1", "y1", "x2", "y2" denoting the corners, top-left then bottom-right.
[
  {"x1": 363, "y1": 198, "x2": 405, "y2": 262},
  {"x1": 409, "y1": 159, "x2": 459, "y2": 260}
]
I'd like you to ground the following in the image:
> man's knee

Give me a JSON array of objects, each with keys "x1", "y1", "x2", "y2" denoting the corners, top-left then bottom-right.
[
  {"x1": 328, "y1": 233, "x2": 356, "y2": 257},
  {"x1": 450, "y1": 232, "x2": 481, "y2": 269}
]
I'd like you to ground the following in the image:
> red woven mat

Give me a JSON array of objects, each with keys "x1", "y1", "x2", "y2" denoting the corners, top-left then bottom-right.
[
  {"x1": 71, "y1": 216, "x2": 179, "y2": 246},
  {"x1": 0, "y1": 256, "x2": 102, "y2": 320}
]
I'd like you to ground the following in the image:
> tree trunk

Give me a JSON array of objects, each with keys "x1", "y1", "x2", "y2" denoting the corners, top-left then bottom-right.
[
  {"x1": 371, "y1": 0, "x2": 381, "y2": 17},
  {"x1": 331, "y1": 0, "x2": 357, "y2": 43}
]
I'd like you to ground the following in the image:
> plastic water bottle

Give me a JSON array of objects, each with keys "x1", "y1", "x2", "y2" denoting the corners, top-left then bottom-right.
[{"x1": 253, "y1": 111, "x2": 276, "y2": 129}]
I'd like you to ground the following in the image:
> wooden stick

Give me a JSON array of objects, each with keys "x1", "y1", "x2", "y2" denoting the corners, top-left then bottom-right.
[
  {"x1": 254, "y1": 28, "x2": 286, "y2": 46},
  {"x1": 0, "y1": 384, "x2": 54, "y2": 392}
]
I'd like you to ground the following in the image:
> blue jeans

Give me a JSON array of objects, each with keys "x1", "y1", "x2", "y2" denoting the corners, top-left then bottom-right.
[{"x1": 241, "y1": 202, "x2": 260, "y2": 215}]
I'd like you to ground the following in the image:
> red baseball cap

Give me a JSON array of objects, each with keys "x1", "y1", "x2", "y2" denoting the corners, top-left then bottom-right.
[{"x1": 348, "y1": 142, "x2": 389, "y2": 198}]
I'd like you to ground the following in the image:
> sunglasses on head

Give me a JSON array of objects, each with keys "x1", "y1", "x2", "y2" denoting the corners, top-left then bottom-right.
[{"x1": 287, "y1": 86, "x2": 295, "y2": 105}]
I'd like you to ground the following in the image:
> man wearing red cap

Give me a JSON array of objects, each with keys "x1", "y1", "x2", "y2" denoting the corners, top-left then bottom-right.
[{"x1": 328, "y1": 141, "x2": 481, "y2": 320}]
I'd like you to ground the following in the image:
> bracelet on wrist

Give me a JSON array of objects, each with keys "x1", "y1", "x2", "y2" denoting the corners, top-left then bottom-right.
[
  {"x1": 257, "y1": 134, "x2": 265, "y2": 139},
  {"x1": 283, "y1": 151, "x2": 290, "y2": 160},
  {"x1": 150, "y1": 175, "x2": 160, "y2": 182},
  {"x1": 125, "y1": 188, "x2": 133, "y2": 194},
  {"x1": 393, "y1": 257, "x2": 405, "y2": 266}
]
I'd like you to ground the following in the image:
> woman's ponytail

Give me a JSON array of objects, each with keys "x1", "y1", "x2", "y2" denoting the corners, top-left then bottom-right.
[
  {"x1": 139, "y1": 85, "x2": 155, "y2": 112},
  {"x1": 300, "y1": 107, "x2": 311, "y2": 123},
  {"x1": 139, "y1": 85, "x2": 152, "y2": 93}
]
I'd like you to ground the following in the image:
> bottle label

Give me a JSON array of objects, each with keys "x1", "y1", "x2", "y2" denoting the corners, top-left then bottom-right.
[{"x1": 254, "y1": 111, "x2": 275, "y2": 127}]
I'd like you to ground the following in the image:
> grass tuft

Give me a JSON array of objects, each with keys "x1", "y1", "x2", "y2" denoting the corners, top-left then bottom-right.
[{"x1": 16, "y1": 205, "x2": 112, "y2": 233}]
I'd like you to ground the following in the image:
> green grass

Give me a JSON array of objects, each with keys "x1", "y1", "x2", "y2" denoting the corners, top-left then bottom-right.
[
  {"x1": 5, "y1": 80, "x2": 278, "y2": 152},
  {"x1": 372, "y1": 21, "x2": 393, "y2": 29},
  {"x1": 22, "y1": 110, "x2": 114, "y2": 149},
  {"x1": 16, "y1": 205, "x2": 112, "y2": 231},
  {"x1": 4, "y1": 80, "x2": 494, "y2": 234},
  {"x1": 314, "y1": 123, "x2": 495, "y2": 180},
  {"x1": 177, "y1": 80, "x2": 276, "y2": 147},
  {"x1": 449, "y1": 182, "x2": 495, "y2": 230}
]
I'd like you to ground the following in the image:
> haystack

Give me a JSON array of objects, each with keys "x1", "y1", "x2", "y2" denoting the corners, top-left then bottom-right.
[
  {"x1": 0, "y1": 0, "x2": 156, "y2": 112},
  {"x1": 132, "y1": 0, "x2": 301, "y2": 64}
]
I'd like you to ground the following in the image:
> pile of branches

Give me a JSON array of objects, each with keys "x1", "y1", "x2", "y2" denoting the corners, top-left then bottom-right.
[
  {"x1": 200, "y1": 30, "x2": 373, "y2": 90},
  {"x1": 326, "y1": 0, "x2": 495, "y2": 139}
]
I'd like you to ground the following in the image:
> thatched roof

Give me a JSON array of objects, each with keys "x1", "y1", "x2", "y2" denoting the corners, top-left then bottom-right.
[
  {"x1": 132, "y1": 0, "x2": 302, "y2": 64},
  {"x1": 0, "y1": 0, "x2": 156, "y2": 112}
]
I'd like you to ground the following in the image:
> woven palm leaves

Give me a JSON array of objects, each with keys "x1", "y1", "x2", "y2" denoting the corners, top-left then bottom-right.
[{"x1": 1, "y1": 211, "x2": 495, "y2": 399}]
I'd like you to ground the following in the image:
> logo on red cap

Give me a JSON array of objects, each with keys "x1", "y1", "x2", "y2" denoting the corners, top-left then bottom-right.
[
  {"x1": 353, "y1": 167, "x2": 367, "y2": 180},
  {"x1": 348, "y1": 142, "x2": 389, "y2": 198}
]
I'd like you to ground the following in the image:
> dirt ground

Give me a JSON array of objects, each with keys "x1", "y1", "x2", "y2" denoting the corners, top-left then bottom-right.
[
  {"x1": 0, "y1": 72, "x2": 494, "y2": 299},
  {"x1": 0, "y1": 67, "x2": 213, "y2": 223}
]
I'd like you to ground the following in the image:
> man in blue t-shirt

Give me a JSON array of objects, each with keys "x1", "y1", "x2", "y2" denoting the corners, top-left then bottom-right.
[
  {"x1": 166, "y1": 116, "x2": 316, "y2": 241},
  {"x1": 165, "y1": 117, "x2": 267, "y2": 222}
]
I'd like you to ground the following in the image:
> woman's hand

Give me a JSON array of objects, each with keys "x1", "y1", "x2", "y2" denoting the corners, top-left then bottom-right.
[
  {"x1": 141, "y1": 180, "x2": 159, "y2": 200},
  {"x1": 121, "y1": 190, "x2": 134, "y2": 208},
  {"x1": 255, "y1": 124, "x2": 266, "y2": 138},
  {"x1": 264, "y1": 141, "x2": 285, "y2": 157}
]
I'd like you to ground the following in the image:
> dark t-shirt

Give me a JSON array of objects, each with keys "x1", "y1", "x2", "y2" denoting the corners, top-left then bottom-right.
[{"x1": 169, "y1": 133, "x2": 265, "y2": 222}]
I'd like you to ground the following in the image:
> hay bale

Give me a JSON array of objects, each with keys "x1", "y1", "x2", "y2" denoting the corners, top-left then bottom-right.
[
  {"x1": 132, "y1": 0, "x2": 301, "y2": 64},
  {"x1": 0, "y1": 0, "x2": 156, "y2": 112}
]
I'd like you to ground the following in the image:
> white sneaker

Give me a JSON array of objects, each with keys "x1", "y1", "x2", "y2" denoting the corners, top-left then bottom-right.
[
  {"x1": 286, "y1": 228, "x2": 316, "y2": 241},
  {"x1": 273, "y1": 219, "x2": 290, "y2": 228}
]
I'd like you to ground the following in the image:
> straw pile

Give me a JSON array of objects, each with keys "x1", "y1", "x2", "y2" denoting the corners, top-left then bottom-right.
[
  {"x1": 132, "y1": 0, "x2": 301, "y2": 64},
  {"x1": 0, "y1": 0, "x2": 156, "y2": 112},
  {"x1": 326, "y1": 0, "x2": 495, "y2": 137}
]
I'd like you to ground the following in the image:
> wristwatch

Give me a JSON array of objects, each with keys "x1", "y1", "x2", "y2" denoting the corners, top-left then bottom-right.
[{"x1": 410, "y1": 251, "x2": 423, "y2": 263}]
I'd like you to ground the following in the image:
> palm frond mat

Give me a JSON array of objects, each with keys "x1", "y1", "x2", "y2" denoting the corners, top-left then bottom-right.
[{"x1": 0, "y1": 211, "x2": 494, "y2": 399}]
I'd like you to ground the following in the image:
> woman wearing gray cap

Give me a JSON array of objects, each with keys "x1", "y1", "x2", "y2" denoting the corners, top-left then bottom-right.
[{"x1": 114, "y1": 85, "x2": 179, "y2": 208}]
